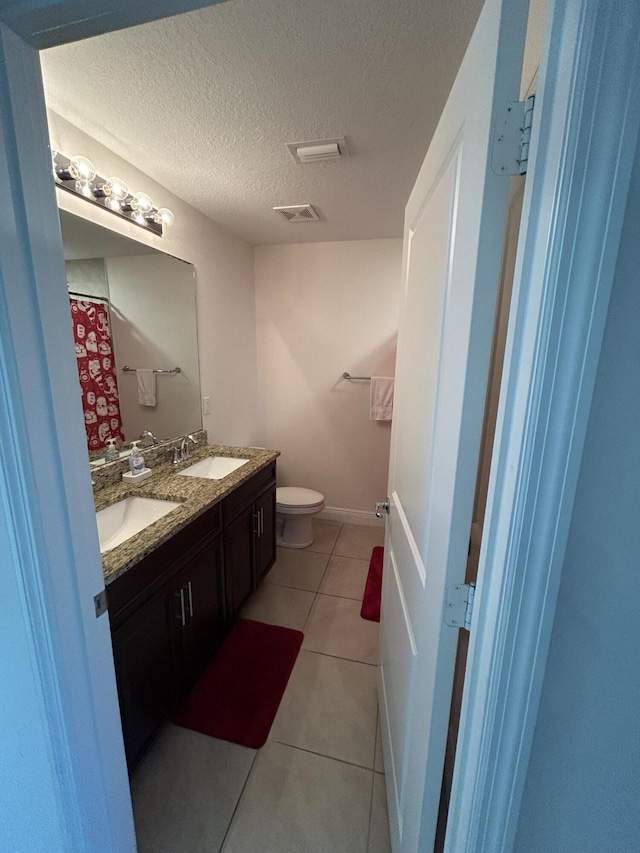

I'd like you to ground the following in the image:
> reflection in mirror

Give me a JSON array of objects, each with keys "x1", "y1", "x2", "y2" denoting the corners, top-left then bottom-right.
[{"x1": 59, "y1": 210, "x2": 202, "y2": 463}]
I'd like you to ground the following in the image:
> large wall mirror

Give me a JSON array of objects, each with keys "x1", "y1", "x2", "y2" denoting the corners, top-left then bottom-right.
[{"x1": 59, "y1": 210, "x2": 201, "y2": 463}]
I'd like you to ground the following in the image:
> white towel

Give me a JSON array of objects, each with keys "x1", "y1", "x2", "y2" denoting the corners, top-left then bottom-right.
[
  {"x1": 370, "y1": 376, "x2": 394, "y2": 421},
  {"x1": 137, "y1": 369, "x2": 156, "y2": 407}
]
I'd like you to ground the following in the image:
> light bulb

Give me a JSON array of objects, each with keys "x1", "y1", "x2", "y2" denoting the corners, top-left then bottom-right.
[
  {"x1": 93, "y1": 175, "x2": 129, "y2": 202},
  {"x1": 133, "y1": 191, "x2": 153, "y2": 213},
  {"x1": 132, "y1": 210, "x2": 147, "y2": 226},
  {"x1": 121, "y1": 196, "x2": 139, "y2": 212},
  {"x1": 152, "y1": 207, "x2": 175, "y2": 227},
  {"x1": 105, "y1": 177, "x2": 128, "y2": 201},
  {"x1": 75, "y1": 179, "x2": 94, "y2": 198},
  {"x1": 105, "y1": 197, "x2": 122, "y2": 212},
  {"x1": 69, "y1": 155, "x2": 96, "y2": 183}
]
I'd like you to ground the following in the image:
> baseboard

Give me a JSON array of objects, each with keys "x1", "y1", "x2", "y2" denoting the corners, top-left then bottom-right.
[{"x1": 319, "y1": 506, "x2": 385, "y2": 528}]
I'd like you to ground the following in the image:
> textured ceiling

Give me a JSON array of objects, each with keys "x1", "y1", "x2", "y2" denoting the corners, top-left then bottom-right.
[{"x1": 41, "y1": 0, "x2": 484, "y2": 246}]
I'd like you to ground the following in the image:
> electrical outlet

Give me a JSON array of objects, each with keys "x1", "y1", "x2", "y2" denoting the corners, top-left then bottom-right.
[{"x1": 202, "y1": 396, "x2": 211, "y2": 416}]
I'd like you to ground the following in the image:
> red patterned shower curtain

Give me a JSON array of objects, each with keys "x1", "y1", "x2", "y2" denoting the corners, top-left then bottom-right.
[{"x1": 69, "y1": 297, "x2": 125, "y2": 450}]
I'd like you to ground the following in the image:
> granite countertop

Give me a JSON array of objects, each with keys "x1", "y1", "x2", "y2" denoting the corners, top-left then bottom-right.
[{"x1": 97, "y1": 444, "x2": 279, "y2": 585}]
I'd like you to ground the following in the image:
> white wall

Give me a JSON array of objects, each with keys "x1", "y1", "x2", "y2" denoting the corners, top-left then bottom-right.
[
  {"x1": 48, "y1": 110, "x2": 258, "y2": 447},
  {"x1": 106, "y1": 254, "x2": 201, "y2": 442},
  {"x1": 513, "y1": 125, "x2": 640, "y2": 852},
  {"x1": 65, "y1": 258, "x2": 109, "y2": 299},
  {"x1": 255, "y1": 239, "x2": 402, "y2": 514}
]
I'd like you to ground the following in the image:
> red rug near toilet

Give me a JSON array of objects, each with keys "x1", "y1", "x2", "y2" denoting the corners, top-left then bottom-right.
[
  {"x1": 361, "y1": 546, "x2": 384, "y2": 622},
  {"x1": 173, "y1": 619, "x2": 303, "y2": 749}
]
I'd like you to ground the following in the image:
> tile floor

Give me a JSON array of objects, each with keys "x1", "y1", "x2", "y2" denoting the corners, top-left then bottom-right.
[{"x1": 131, "y1": 520, "x2": 390, "y2": 853}]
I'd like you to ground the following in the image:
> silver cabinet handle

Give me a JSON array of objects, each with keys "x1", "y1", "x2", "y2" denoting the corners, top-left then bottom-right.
[
  {"x1": 259, "y1": 507, "x2": 264, "y2": 537},
  {"x1": 186, "y1": 581, "x2": 193, "y2": 619},
  {"x1": 175, "y1": 588, "x2": 186, "y2": 627}
]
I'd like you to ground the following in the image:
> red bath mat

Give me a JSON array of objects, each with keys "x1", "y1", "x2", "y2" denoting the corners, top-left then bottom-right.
[
  {"x1": 361, "y1": 546, "x2": 384, "y2": 622},
  {"x1": 173, "y1": 619, "x2": 303, "y2": 749}
]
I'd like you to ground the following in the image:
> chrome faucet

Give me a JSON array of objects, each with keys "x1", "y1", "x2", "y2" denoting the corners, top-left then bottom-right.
[
  {"x1": 179, "y1": 433, "x2": 198, "y2": 461},
  {"x1": 140, "y1": 430, "x2": 158, "y2": 446}
]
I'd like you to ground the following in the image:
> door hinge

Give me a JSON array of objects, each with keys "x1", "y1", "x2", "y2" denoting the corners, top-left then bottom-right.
[
  {"x1": 491, "y1": 94, "x2": 536, "y2": 176},
  {"x1": 444, "y1": 583, "x2": 475, "y2": 631},
  {"x1": 94, "y1": 588, "x2": 108, "y2": 618}
]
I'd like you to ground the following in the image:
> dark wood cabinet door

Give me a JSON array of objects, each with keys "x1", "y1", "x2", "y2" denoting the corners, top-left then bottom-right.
[
  {"x1": 176, "y1": 536, "x2": 225, "y2": 689},
  {"x1": 255, "y1": 485, "x2": 277, "y2": 580},
  {"x1": 223, "y1": 504, "x2": 256, "y2": 620},
  {"x1": 111, "y1": 583, "x2": 179, "y2": 768}
]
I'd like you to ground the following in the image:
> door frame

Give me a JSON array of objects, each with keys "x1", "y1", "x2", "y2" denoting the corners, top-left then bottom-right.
[
  {"x1": 1, "y1": 0, "x2": 639, "y2": 850},
  {"x1": 0, "y1": 2, "x2": 228, "y2": 851},
  {"x1": 447, "y1": 0, "x2": 640, "y2": 849}
]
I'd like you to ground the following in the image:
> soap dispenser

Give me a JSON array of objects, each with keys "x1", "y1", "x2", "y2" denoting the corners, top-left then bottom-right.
[
  {"x1": 104, "y1": 437, "x2": 119, "y2": 463},
  {"x1": 128, "y1": 440, "x2": 145, "y2": 474},
  {"x1": 122, "y1": 440, "x2": 152, "y2": 483}
]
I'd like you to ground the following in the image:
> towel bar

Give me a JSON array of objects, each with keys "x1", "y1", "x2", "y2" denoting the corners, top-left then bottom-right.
[
  {"x1": 122, "y1": 366, "x2": 181, "y2": 374},
  {"x1": 342, "y1": 372, "x2": 371, "y2": 381}
]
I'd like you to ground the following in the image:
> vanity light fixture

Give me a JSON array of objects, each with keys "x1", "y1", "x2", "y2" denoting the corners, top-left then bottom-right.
[
  {"x1": 133, "y1": 191, "x2": 154, "y2": 213},
  {"x1": 92, "y1": 176, "x2": 129, "y2": 213},
  {"x1": 51, "y1": 146, "x2": 174, "y2": 236},
  {"x1": 149, "y1": 207, "x2": 175, "y2": 227},
  {"x1": 120, "y1": 195, "x2": 140, "y2": 213}
]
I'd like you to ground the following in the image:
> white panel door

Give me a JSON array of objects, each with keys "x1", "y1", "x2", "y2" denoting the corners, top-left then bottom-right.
[{"x1": 378, "y1": 0, "x2": 528, "y2": 849}]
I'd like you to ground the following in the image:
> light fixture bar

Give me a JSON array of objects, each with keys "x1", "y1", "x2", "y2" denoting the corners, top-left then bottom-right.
[{"x1": 52, "y1": 151, "x2": 174, "y2": 237}]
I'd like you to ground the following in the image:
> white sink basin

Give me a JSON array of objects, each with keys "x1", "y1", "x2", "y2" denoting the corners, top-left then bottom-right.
[
  {"x1": 96, "y1": 496, "x2": 181, "y2": 554},
  {"x1": 178, "y1": 456, "x2": 250, "y2": 480}
]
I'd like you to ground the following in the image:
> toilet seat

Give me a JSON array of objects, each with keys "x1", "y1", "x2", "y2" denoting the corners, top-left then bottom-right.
[{"x1": 276, "y1": 487, "x2": 325, "y2": 513}]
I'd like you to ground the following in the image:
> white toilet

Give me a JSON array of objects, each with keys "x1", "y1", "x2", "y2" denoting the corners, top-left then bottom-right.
[{"x1": 276, "y1": 487, "x2": 325, "y2": 548}]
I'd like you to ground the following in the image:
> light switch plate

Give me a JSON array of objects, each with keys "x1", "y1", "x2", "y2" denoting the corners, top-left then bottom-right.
[{"x1": 202, "y1": 396, "x2": 211, "y2": 415}]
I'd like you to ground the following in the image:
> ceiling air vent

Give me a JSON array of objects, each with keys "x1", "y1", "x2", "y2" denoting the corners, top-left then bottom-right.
[
  {"x1": 286, "y1": 136, "x2": 349, "y2": 164},
  {"x1": 274, "y1": 204, "x2": 320, "y2": 223}
]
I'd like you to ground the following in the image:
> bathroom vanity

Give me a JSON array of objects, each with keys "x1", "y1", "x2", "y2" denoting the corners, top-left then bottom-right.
[{"x1": 98, "y1": 445, "x2": 278, "y2": 768}]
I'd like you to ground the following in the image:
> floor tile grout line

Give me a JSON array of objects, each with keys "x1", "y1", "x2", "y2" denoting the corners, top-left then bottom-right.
[
  {"x1": 265, "y1": 579, "x2": 326, "y2": 594},
  {"x1": 266, "y1": 578, "x2": 367, "y2": 603},
  {"x1": 373, "y1": 707, "x2": 379, "y2": 772},
  {"x1": 301, "y1": 647, "x2": 379, "y2": 668},
  {"x1": 301, "y1": 647, "x2": 378, "y2": 668},
  {"x1": 366, "y1": 763, "x2": 377, "y2": 853},
  {"x1": 217, "y1": 748, "x2": 261, "y2": 853},
  {"x1": 311, "y1": 589, "x2": 369, "y2": 602},
  {"x1": 269, "y1": 739, "x2": 378, "y2": 774},
  {"x1": 299, "y1": 524, "x2": 340, "y2": 632}
]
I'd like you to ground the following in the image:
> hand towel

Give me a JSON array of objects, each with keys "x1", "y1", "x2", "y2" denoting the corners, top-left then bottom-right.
[
  {"x1": 137, "y1": 369, "x2": 156, "y2": 407},
  {"x1": 370, "y1": 376, "x2": 394, "y2": 421}
]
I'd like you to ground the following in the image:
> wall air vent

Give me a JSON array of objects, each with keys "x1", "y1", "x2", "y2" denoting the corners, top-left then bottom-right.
[
  {"x1": 286, "y1": 136, "x2": 349, "y2": 164},
  {"x1": 274, "y1": 204, "x2": 320, "y2": 223}
]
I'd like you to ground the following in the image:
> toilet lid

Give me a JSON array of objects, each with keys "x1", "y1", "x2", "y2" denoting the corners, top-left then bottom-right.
[{"x1": 276, "y1": 487, "x2": 324, "y2": 508}]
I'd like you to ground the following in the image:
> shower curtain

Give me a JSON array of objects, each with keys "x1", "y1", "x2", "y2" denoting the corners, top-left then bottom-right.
[{"x1": 69, "y1": 295, "x2": 125, "y2": 450}]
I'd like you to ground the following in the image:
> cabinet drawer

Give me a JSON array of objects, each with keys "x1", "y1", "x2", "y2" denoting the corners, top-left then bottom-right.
[
  {"x1": 108, "y1": 502, "x2": 222, "y2": 626},
  {"x1": 222, "y1": 462, "x2": 276, "y2": 524}
]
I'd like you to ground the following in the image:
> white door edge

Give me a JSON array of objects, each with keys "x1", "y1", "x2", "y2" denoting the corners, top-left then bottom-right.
[{"x1": 447, "y1": 1, "x2": 640, "y2": 850}]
